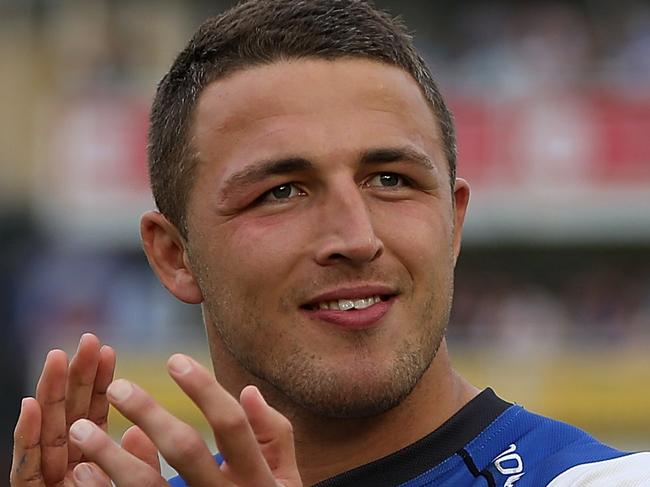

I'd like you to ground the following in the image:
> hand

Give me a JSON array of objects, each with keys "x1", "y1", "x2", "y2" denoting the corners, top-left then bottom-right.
[
  {"x1": 66, "y1": 354, "x2": 303, "y2": 486},
  {"x1": 10, "y1": 333, "x2": 125, "y2": 486}
]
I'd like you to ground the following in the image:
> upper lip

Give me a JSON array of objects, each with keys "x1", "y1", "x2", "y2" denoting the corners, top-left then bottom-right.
[{"x1": 301, "y1": 285, "x2": 398, "y2": 308}]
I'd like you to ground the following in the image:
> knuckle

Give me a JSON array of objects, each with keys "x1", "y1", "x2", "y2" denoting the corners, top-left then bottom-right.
[
  {"x1": 280, "y1": 417, "x2": 294, "y2": 439},
  {"x1": 42, "y1": 395, "x2": 66, "y2": 407},
  {"x1": 135, "y1": 391, "x2": 158, "y2": 413},
  {"x1": 212, "y1": 410, "x2": 249, "y2": 434},
  {"x1": 45, "y1": 433, "x2": 67, "y2": 448},
  {"x1": 165, "y1": 428, "x2": 205, "y2": 462},
  {"x1": 15, "y1": 436, "x2": 40, "y2": 450},
  {"x1": 10, "y1": 469, "x2": 44, "y2": 486}
]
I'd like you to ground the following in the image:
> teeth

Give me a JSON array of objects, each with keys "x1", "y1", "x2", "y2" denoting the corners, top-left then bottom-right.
[
  {"x1": 315, "y1": 295, "x2": 383, "y2": 311},
  {"x1": 339, "y1": 299, "x2": 354, "y2": 311},
  {"x1": 353, "y1": 297, "x2": 375, "y2": 309}
]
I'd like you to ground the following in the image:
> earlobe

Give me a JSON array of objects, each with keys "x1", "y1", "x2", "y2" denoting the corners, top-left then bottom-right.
[
  {"x1": 140, "y1": 211, "x2": 204, "y2": 304},
  {"x1": 452, "y1": 178, "x2": 471, "y2": 263}
]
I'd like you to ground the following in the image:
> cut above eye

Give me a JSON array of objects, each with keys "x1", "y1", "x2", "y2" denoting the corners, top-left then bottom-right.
[{"x1": 366, "y1": 173, "x2": 409, "y2": 188}]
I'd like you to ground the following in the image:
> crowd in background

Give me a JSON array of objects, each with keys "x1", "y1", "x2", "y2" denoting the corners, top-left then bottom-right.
[
  {"x1": 427, "y1": 1, "x2": 650, "y2": 92},
  {"x1": 451, "y1": 253, "x2": 650, "y2": 349},
  {"x1": 1, "y1": 0, "x2": 649, "y2": 481}
]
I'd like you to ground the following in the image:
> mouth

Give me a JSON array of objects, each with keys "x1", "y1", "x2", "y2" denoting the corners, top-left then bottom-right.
[
  {"x1": 301, "y1": 294, "x2": 392, "y2": 311},
  {"x1": 300, "y1": 288, "x2": 397, "y2": 330}
]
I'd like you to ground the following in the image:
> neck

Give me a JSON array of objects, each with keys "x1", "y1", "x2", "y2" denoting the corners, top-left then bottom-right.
[
  {"x1": 288, "y1": 341, "x2": 478, "y2": 485},
  {"x1": 208, "y1": 333, "x2": 479, "y2": 485}
]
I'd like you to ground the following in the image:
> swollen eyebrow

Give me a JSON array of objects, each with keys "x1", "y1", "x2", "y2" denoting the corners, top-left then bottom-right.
[{"x1": 219, "y1": 157, "x2": 313, "y2": 200}]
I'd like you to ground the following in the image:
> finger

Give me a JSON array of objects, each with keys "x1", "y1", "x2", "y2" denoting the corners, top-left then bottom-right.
[
  {"x1": 87, "y1": 345, "x2": 116, "y2": 432},
  {"x1": 240, "y1": 386, "x2": 301, "y2": 486},
  {"x1": 167, "y1": 355, "x2": 276, "y2": 486},
  {"x1": 66, "y1": 334, "x2": 101, "y2": 423},
  {"x1": 69, "y1": 419, "x2": 165, "y2": 487},
  {"x1": 35, "y1": 349, "x2": 68, "y2": 485},
  {"x1": 11, "y1": 398, "x2": 44, "y2": 487},
  {"x1": 70, "y1": 463, "x2": 111, "y2": 487},
  {"x1": 66, "y1": 334, "x2": 101, "y2": 466},
  {"x1": 106, "y1": 379, "x2": 228, "y2": 486},
  {"x1": 121, "y1": 425, "x2": 161, "y2": 473}
]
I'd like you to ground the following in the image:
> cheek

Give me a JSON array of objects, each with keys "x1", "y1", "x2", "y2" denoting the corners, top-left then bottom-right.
[
  {"x1": 213, "y1": 216, "x2": 308, "y2": 283},
  {"x1": 376, "y1": 202, "x2": 453, "y2": 265}
]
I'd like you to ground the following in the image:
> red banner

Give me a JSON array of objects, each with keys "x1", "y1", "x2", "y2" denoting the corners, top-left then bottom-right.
[{"x1": 451, "y1": 92, "x2": 650, "y2": 187}]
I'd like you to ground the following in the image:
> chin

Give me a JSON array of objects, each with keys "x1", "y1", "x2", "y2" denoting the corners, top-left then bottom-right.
[
  {"x1": 271, "y1": 345, "x2": 436, "y2": 420},
  {"x1": 297, "y1": 379, "x2": 417, "y2": 419}
]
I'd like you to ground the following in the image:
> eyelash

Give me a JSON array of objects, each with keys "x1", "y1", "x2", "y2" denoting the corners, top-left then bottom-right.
[
  {"x1": 258, "y1": 183, "x2": 306, "y2": 203},
  {"x1": 257, "y1": 172, "x2": 411, "y2": 205},
  {"x1": 363, "y1": 173, "x2": 411, "y2": 189}
]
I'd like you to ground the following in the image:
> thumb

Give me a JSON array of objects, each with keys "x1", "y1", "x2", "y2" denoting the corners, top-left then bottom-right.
[
  {"x1": 121, "y1": 425, "x2": 161, "y2": 473},
  {"x1": 239, "y1": 386, "x2": 302, "y2": 487}
]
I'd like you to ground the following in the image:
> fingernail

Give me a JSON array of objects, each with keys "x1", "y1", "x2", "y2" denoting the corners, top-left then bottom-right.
[
  {"x1": 46, "y1": 349, "x2": 63, "y2": 361},
  {"x1": 253, "y1": 386, "x2": 267, "y2": 405},
  {"x1": 107, "y1": 379, "x2": 133, "y2": 402},
  {"x1": 78, "y1": 333, "x2": 92, "y2": 351},
  {"x1": 168, "y1": 354, "x2": 192, "y2": 375},
  {"x1": 70, "y1": 420, "x2": 94, "y2": 442},
  {"x1": 74, "y1": 463, "x2": 96, "y2": 482}
]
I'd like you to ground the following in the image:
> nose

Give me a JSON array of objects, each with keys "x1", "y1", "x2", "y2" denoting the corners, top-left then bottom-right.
[{"x1": 313, "y1": 184, "x2": 384, "y2": 266}]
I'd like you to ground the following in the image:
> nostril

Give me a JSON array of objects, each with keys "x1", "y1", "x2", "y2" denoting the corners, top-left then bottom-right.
[{"x1": 328, "y1": 253, "x2": 346, "y2": 261}]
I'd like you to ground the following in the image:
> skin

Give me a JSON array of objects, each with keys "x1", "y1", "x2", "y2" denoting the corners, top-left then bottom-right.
[
  {"x1": 12, "y1": 338, "x2": 298, "y2": 487},
  {"x1": 142, "y1": 58, "x2": 476, "y2": 483},
  {"x1": 11, "y1": 333, "x2": 122, "y2": 486},
  {"x1": 12, "y1": 57, "x2": 476, "y2": 486}
]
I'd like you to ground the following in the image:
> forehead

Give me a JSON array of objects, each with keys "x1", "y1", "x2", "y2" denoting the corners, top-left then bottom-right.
[{"x1": 191, "y1": 58, "x2": 444, "y2": 174}]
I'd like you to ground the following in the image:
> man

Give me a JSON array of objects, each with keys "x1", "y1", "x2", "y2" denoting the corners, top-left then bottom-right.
[{"x1": 11, "y1": 1, "x2": 649, "y2": 486}]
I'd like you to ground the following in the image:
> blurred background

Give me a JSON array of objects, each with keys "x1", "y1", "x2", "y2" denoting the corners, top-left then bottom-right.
[{"x1": 1, "y1": 0, "x2": 649, "y2": 481}]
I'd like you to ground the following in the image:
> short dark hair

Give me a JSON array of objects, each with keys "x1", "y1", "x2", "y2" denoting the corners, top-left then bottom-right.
[{"x1": 148, "y1": 0, "x2": 457, "y2": 237}]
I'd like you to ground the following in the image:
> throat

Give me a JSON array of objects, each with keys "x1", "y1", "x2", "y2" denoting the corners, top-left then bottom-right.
[{"x1": 287, "y1": 349, "x2": 480, "y2": 485}]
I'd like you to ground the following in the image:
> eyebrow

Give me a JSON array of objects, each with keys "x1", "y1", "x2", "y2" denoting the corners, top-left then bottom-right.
[
  {"x1": 218, "y1": 146, "x2": 436, "y2": 202},
  {"x1": 219, "y1": 157, "x2": 313, "y2": 202},
  {"x1": 359, "y1": 146, "x2": 436, "y2": 171}
]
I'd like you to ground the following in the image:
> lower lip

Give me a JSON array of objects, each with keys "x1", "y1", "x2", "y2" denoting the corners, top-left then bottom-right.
[{"x1": 301, "y1": 299, "x2": 393, "y2": 330}]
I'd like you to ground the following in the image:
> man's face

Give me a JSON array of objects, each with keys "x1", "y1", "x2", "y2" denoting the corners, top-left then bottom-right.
[{"x1": 184, "y1": 58, "x2": 468, "y2": 419}]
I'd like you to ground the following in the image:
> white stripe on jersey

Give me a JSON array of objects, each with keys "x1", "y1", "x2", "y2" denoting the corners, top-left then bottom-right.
[{"x1": 546, "y1": 452, "x2": 650, "y2": 486}]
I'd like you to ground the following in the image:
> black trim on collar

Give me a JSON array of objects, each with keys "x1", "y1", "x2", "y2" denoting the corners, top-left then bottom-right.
[{"x1": 313, "y1": 388, "x2": 511, "y2": 487}]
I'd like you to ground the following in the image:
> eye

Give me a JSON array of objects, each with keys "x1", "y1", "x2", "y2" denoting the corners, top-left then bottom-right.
[
  {"x1": 260, "y1": 183, "x2": 304, "y2": 202},
  {"x1": 365, "y1": 173, "x2": 409, "y2": 188}
]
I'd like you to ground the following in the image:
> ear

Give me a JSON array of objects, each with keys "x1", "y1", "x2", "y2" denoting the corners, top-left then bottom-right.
[
  {"x1": 140, "y1": 211, "x2": 203, "y2": 304},
  {"x1": 451, "y1": 178, "x2": 471, "y2": 265}
]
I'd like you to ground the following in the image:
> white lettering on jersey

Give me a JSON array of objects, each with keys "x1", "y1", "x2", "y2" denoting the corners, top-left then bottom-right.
[{"x1": 494, "y1": 444, "x2": 525, "y2": 486}]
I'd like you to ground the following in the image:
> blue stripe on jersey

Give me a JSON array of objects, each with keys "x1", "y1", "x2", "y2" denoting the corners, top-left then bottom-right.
[{"x1": 168, "y1": 401, "x2": 640, "y2": 486}]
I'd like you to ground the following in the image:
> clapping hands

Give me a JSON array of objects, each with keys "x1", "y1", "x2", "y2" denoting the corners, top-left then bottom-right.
[{"x1": 11, "y1": 334, "x2": 303, "y2": 487}]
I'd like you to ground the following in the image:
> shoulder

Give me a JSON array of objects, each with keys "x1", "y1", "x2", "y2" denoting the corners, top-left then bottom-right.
[
  {"x1": 545, "y1": 452, "x2": 650, "y2": 486},
  {"x1": 465, "y1": 405, "x2": 649, "y2": 486}
]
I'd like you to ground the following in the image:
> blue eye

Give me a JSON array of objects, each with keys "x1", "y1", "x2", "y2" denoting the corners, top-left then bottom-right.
[{"x1": 367, "y1": 173, "x2": 408, "y2": 188}]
